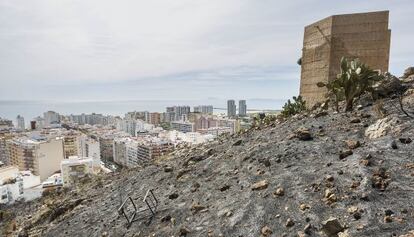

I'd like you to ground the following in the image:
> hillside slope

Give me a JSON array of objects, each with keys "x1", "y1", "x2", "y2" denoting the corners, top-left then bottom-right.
[{"x1": 2, "y1": 81, "x2": 414, "y2": 237}]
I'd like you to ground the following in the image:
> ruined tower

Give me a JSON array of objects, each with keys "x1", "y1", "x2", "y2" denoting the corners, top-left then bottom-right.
[{"x1": 299, "y1": 11, "x2": 391, "y2": 107}]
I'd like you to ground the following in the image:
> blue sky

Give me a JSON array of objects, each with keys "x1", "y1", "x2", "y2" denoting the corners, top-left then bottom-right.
[{"x1": 0, "y1": 0, "x2": 413, "y2": 101}]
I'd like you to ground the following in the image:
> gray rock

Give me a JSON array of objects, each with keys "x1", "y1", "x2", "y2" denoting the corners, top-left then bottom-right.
[
  {"x1": 321, "y1": 218, "x2": 344, "y2": 237},
  {"x1": 402, "y1": 67, "x2": 414, "y2": 79}
]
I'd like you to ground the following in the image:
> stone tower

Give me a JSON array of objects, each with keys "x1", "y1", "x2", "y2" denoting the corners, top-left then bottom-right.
[{"x1": 299, "y1": 11, "x2": 391, "y2": 107}]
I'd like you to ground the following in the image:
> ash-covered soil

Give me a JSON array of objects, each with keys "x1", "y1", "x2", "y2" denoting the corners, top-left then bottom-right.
[{"x1": 2, "y1": 95, "x2": 414, "y2": 237}]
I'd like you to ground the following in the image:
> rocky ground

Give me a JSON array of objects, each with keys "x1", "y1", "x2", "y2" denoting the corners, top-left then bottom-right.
[{"x1": 1, "y1": 69, "x2": 414, "y2": 237}]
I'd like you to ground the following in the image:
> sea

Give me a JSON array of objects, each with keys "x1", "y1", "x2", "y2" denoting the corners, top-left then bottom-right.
[{"x1": 0, "y1": 99, "x2": 285, "y2": 124}]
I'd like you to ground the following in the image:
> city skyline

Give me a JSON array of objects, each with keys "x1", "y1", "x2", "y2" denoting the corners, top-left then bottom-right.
[
  {"x1": 0, "y1": 98, "x2": 277, "y2": 123},
  {"x1": 1, "y1": 1, "x2": 413, "y2": 101},
  {"x1": 0, "y1": 100, "x2": 247, "y2": 189}
]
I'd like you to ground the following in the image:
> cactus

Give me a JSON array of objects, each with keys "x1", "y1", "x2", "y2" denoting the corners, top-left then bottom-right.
[
  {"x1": 317, "y1": 57, "x2": 383, "y2": 112},
  {"x1": 281, "y1": 95, "x2": 307, "y2": 117}
]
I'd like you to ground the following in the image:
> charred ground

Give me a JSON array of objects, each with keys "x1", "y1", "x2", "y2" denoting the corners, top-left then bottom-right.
[{"x1": 1, "y1": 72, "x2": 414, "y2": 237}]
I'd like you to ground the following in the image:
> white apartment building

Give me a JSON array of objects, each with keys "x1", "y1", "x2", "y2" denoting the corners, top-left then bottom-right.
[
  {"x1": 33, "y1": 116, "x2": 45, "y2": 129},
  {"x1": 135, "y1": 120, "x2": 155, "y2": 135},
  {"x1": 78, "y1": 136, "x2": 101, "y2": 167},
  {"x1": 117, "y1": 119, "x2": 136, "y2": 136},
  {"x1": 99, "y1": 135, "x2": 114, "y2": 162},
  {"x1": 166, "y1": 106, "x2": 191, "y2": 121},
  {"x1": 179, "y1": 132, "x2": 214, "y2": 144},
  {"x1": 0, "y1": 131, "x2": 14, "y2": 166},
  {"x1": 162, "y1": 111, "x2": 176, "y2": 123},
  {"x1": 125, "y1": 111, "x2": 148, "y2": 121},
  {"x1": 124, "y1": 138, "x2": 173, "y2": 168},
  {"x1": 60, "y1": 156, "x2": 94, "y2": 186},
  {"x1": 7, "y1": 136, "x2": 65, "y2": 181},
  {"x1": 113, "y1": 137, "x2": 128, "y2": 166},
  {"x1": 0, "y1": 166, "x2": 24, "y2": 204},
  {"x1": 0, "y1": 118, "x2": 13, "y2": 130},
  {"x1": 137, "y1": 140, "x2": 172, "y2": 165},
  {"x1": 62, "y1": 130, "x2": 83, "y2": 159},
  {"x1": 207, "y1": 127, "x2": 233, "y2": 136},
  {"x1": 126, "y1": 140, "x2": 140, "y2": 167},
  {"x1": 171, "y1": 121, "x2": 195, "y2": 133},
  {"x1": 217, "y1": 118, "x2": 239, "y2": 134},
  {"x1": 194, "y1": 105, "x2": 214, "y2": 114},
  {"x1": 43, "y1": 111, "x2": 60, "y2": 126}
]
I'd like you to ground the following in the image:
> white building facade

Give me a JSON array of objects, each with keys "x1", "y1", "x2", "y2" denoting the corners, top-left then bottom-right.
[
  {"x1": 61, "y1": 157, "x2": 94, "y2": 186},
  {"x1": 43, "y1": 111, "x2": 60, "y2": 126},
  {"x1": 0, "y1": 166, "x2": 24, "y2": 204}
]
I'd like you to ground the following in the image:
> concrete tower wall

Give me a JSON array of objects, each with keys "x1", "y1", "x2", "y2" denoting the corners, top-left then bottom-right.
[
  {"x1": 300, "y1": 11, "x2": 391, "y2": 107},
  {"x1": 300, "y1": 16, "x2": 333, "y2": 107}
]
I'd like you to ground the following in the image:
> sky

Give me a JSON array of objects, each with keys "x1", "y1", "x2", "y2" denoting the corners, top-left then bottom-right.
[{"x1": 0, "y1": 0, "x2": 413, "y2": 102}]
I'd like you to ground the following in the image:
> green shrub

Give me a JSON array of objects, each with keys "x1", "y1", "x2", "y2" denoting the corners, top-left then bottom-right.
[
  {"x1": 263, "y1": 114, "x2": 277, "y2": 125},
  {"x1": 317, "y1": 57, "x2": 383, "y2": 112},
  {"x1": 281, "y1": 96, "x2": 307, "y2": 117}
]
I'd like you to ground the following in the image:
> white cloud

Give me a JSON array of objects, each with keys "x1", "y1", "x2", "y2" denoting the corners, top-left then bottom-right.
[{"x1": 0, "y1": 0, "x2": 412, "y2": 100}]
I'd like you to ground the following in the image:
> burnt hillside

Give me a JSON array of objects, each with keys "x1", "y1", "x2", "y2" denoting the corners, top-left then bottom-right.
[{"x1": 2, "y1": 70, "x2": 414, "y2": 237}]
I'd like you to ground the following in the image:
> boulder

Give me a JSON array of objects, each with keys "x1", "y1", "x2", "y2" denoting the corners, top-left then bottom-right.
[
  {"x1": 259, "y1": 157, "x2": 271, "y2": 167},
  {"x1": 261, "y1": 226, "x2": 272, "y2": 236},
  {"x1": 273, "y1": 187, "x2": 285, "y2": 197},
  {"x1": 314, "y1": 111, "x2": 329, "y2": 118},
  {"x1": 400, "y1": 230, "x2": 414, "y2": 237},
  {"x1": 297, "y1": 231, "x2": 306, "y2": 237},
  {"x1": 161, "y1": 215, "x2": 172, "y2": 222},
  {"x1": 403, "y1": 75, "x2": 414, "y2": 84},
  {"x1": 371, "y1": 168, "x2": 390, "y2": 191},
  {"x1": 233, "y1": 139, "x2": 243, "y2": 146},
  {"x1": 384, "y1": 216, "x2": 393, "y2": 223},
  {"x1": 295, "y1": 128, "x2": 312, "y2": 141},
  {"x1": 299, "y1": 204, "x2": 310, "y2": 211},
  {"x1": 391, "y1": 140, "x2": 398, "y2": 149},
  {"x1": 400, "y1": 138, "x2": 412, "y2": 144},
  {"x1": 304, "y1": 224, "x2": 312, "y2": 234},
  {"x1": 168, "y1": 193, "x2": 179, "y2": 199},
  {"x1": 402, "y1": 67, "x2": 414, "y2": 79},
  {"x1": 164, "y1": 166, "x2": 173, "y2": 172},
  {"x1": 350, "y1": 118, "x2": 361, "y2": 123},
  {"x1": 251, "y1": 180, "x2": 269, "y2": 191},
  {"x1": 385, "y1": 209, "x2": 394, "y2": 216},
  {"x1": 321, "y1": 218, "x2": 344, "y2": 237},
  {"x1": 403, "y1": 88, "x2": 414, "y2": 105},
  {"x1": 190, "y1": 182, "x2": 200, "y2": 192},
  {"x1": 338, "y1": 230, "x2": 351, "y2": 237},
  {"x1": 324, "y1": 189, "x2": 337, "y2": 204},
  {"x1": 219, "y1": 185, "x2": 230, "y2": 192},
  {"x1": 285, "y1": 218, "x2": 295, "y2": 227},
  {"x1": 365, "y1": 117, "x2": 400, "y2": 139},
  {"x1": 339, "y1": 150, "x2": 353, "y2": 160},
  {"x1": 325, "y1": 175, "x2": 334, "y2": 182},
  {"x1": 373, "y1": 74, "x2": 405, "y2": 98},
  {"x1": 190, "y1": 203, "x2": 206, "y2": 214},
  {"x1": 179, "y1": 226, "x2": 190, "y2": 236},
  {"x1": 345, "y1": 140, "x2": 361, "y2": 149}
]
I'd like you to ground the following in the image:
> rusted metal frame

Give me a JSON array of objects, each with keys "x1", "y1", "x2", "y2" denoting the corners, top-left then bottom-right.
[{"x1": 118, "y1": 189, "x2": 159, "y2": 228}]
